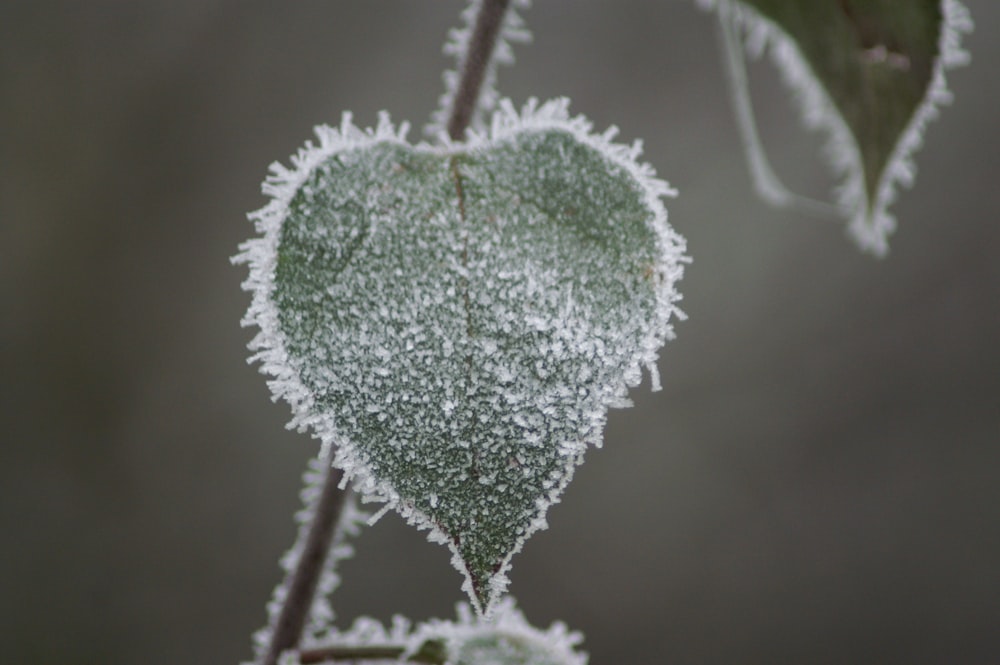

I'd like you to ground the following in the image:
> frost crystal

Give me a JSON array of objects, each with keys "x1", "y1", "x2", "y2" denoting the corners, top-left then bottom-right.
[
  {"x1": 235, "y1": 99, "x2": 686, "y2": 614},
  {"x1": 704, "y1": 0, "x2": 973, "y2": 255}
]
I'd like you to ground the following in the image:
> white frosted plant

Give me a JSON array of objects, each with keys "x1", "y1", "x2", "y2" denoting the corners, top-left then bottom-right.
[{"x1": 234, "y1": 2, "x2": 972, "y2": 664}]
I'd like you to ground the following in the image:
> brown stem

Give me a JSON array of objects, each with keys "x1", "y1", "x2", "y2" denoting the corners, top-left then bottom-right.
[
  {"x1": 299, "y1": 645, "x2": 406, "y2": 664},
  {"x1": 299, "y1": 641, "x2": 446, "y2": 665},
  {"x1": 446, "y1": 0, "x2": 512, "y2": 141},
  {"x1": 262, "y1": 460, "x2": 348, "y2": 665}
]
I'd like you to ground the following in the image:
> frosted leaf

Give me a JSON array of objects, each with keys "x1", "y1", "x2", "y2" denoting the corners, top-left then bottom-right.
[
  {"x1": 235, "y1": 98, "x2": 686, "y2": 614},
  {"x1": 703, "y1": 0, "x2": 973, "y2": 255}
]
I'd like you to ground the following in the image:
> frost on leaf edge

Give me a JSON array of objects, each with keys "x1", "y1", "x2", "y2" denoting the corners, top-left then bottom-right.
[
  {"x1": 234, "y1": 98, "x2": 687, "y2": 616},
  {"x1": 467, "y1": 97, "x2": 688, "y2": 397},
  {"x1": 701, "y1": 0, "x2": 973, "y2": 256}
]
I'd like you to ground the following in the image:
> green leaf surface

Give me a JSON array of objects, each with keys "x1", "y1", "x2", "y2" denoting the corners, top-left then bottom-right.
[
  {"x1": 709, "y1": 0, "x2": 972, "y2": 254},
  {"x1": 236, "y1": 100, "x2": 686, "y2": 613}
]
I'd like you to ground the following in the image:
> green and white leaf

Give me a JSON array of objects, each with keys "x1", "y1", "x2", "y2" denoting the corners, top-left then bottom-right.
[
  {"x1": 235, "y1": 99, "x2": 686, "y2": 614},
  {"x1": 704, "y1": 0, "x2": 973, "y2": 255}
]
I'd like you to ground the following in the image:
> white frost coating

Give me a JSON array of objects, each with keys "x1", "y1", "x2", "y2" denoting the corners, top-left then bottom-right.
[
  {"x1": 323, "y1": 613, "x2": 415, "y2": 649},
  {"x1": 234, "y1": 110, "x2": 411, "y2": 474},
  {"x1": 405, "y1": 598, "x2": 588, "y2": 665},
  {"x1": 234, "y1": 99, "x2": 686, "y2": 616},
  {"x1": 244, "y1": 456, "x2": 369, "y2": 664},
  {"x1": 308, "y1": 598, "x2": 586, "y2": 665},
  {"x1": 458, "y1": 99, "x2": 685, "y2": 614},
  {"x1": 427, "y1": 0, "x2": 532, "y2": 139},
  {"x1": 470, "y1": 96, "x2": 687, "y2": 388},
  {"x1": 700, "y1": 0, "x2": 973, "y2": 256}
]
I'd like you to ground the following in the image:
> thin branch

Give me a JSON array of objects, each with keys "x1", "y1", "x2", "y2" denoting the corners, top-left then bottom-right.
[
  {"x1": 263, "y1": 460, "x2": 349, "y2": 665},
  {"x1": 447, "y1": 0, "x2": 512, "y2": 141},
  {"x1": 299, "y1": 641, "x2": 446, "y2": 665},
  {"x1": 299, "y1": 645, "x2": 407, "y2": 664}
]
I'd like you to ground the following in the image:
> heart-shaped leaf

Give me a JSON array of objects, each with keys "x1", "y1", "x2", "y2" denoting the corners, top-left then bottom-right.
[
  {"x1": 236, "y1": 99, "x2": 686, "y2": 613},
  {"x1": 704, "y1": 0, "x2": 972, "y2": 254}
]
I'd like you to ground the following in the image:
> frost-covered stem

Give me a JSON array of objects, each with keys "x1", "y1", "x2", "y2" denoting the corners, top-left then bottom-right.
[
  {"x1": 446, "y1": 0, "x2": 512, "y2": 141},
  {"x1": 298, "y1": 645, "x2": 405, "y2": 664},
  {"x1": 298, "y1": 644, "x2": 442, "y2": 665},
  {"x1": 262, "y1": 462, "x2": 348, "y2": 665}
]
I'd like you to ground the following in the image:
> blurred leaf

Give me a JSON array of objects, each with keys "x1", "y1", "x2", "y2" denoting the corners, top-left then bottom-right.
[{"x1": 709, "y1": 0, "x2": 972, "y2": 254}]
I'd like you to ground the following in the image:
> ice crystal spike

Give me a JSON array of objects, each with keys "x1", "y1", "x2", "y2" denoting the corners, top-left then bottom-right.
[
  {"x1": 235, "y1": 99, "x2": 686, "y2": 614},
  {"x1": 703, "y1": 0, "x2": 972, "y2": 255}
]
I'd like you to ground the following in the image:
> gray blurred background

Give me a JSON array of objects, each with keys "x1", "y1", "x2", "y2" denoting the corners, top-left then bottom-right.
[{"x1": 2, "y1": 2, "x2": 998, "y2": 664}]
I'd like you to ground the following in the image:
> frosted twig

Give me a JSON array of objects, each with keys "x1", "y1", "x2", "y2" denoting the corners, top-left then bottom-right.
[
  {"x1": 447, "y1": 0, "x2": 512, "y2": 141},
  {"x1": 261, "y1": 459, "x2": 349, "y2": 665},
  {"x1": 298, "y1": 645, "x2": 405, "y2": 664},
  {"x1": 298, "y1": 644, "x2": 442, "y2": 665}
]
